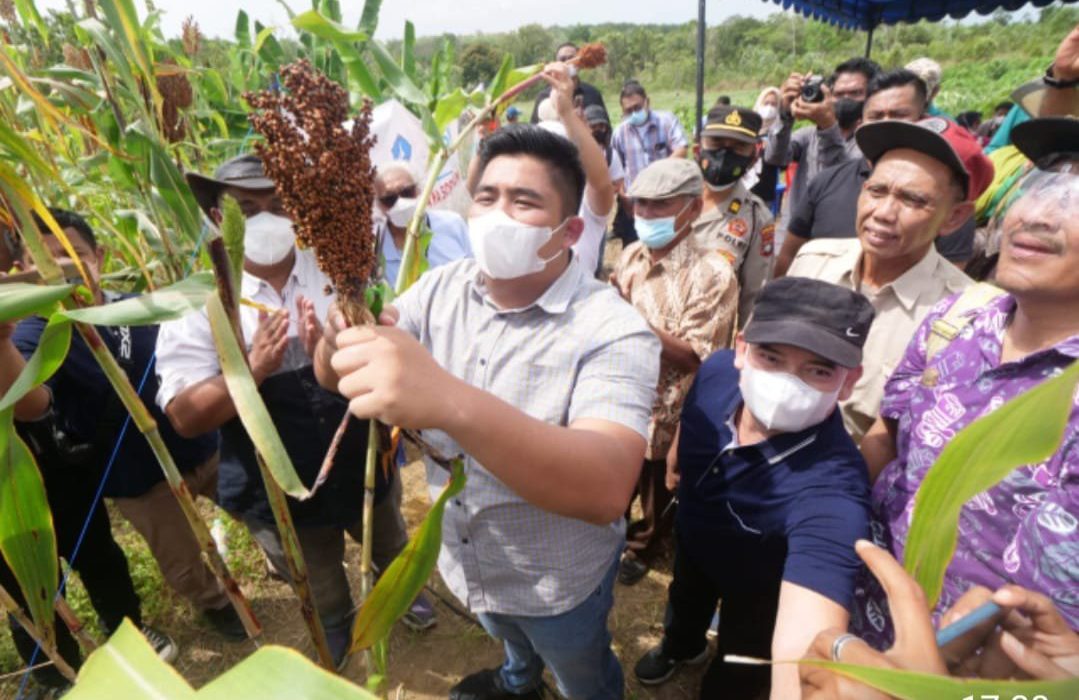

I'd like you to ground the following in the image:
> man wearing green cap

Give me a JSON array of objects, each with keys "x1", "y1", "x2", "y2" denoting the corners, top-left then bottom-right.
[{"x1": 612, "y1": 158, "x2": 738, "y2": 585}]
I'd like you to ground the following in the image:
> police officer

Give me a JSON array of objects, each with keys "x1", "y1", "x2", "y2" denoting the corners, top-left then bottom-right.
[
  {"x1": 157, "y1": 155, "x2": 402, "y2": 666},
  {"x1": 691, "y1": 104, "x2": 776, "y2": 328}
]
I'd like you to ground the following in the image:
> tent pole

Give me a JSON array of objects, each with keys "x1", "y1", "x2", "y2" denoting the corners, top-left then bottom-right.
[
  {"x1": 695, "y1": 0, "x2": 706, "y2": 141},
  {"x1": 864, "y1": 25, "x2": 875, "y2": 58}
]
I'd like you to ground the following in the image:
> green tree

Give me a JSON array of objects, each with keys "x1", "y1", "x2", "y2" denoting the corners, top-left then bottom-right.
[
  {"x1": 514, "y1": 23, "x2": 553, "y2": 64},
  {"x1": 459, "y1": 41, "x2": 503, "y2": 87}
]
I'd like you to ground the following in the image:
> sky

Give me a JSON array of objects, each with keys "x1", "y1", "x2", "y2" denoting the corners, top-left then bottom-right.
[{"x1": 38, "y1": 0, "x2": 780, "y2": 40}]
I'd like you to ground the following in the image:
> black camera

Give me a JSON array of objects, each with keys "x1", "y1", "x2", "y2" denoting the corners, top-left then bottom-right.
[
  {"x1": 18, "y1": 410, "x2": 96, "y2": 471},
  {"x1": 801, "y1": 76, "x2": 826, "y2": 104}
]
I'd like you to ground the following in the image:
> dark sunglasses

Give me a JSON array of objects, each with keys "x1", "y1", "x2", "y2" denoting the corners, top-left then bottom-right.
[{"x1": 378, "y1": 185, "x2": 419, "y2": 210}]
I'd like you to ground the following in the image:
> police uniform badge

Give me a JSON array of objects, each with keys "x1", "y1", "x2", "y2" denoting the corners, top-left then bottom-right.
[{"x1": 760, "y1": 223, "x2": 775, "y2": 257}]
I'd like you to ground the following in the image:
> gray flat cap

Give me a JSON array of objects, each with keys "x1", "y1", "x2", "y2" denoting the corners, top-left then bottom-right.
[{"x1": 628, "y1": 158, "x2": 703, "y2": 199}]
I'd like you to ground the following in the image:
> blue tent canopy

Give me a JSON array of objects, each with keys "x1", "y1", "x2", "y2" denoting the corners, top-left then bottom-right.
[
  {"x1": 691, "y1": 0, "x2": 1075, "y2": 136},
  {"x1": 766, "y1": 0, "x2": 1075, "y2": 32}
]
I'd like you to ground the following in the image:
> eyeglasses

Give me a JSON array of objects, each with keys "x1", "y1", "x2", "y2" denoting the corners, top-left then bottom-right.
[{"x1": 378, "y1": 185, "x2": 418, "y2": 210}]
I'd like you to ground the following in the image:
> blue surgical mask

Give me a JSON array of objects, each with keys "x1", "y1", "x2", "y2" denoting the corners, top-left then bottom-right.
[
  {"x1": 636, "y1": 200, "x2": 693, "y2": 249},
  {"x1": 636, "y1": 215, "x2": 677, "y2": 248},
  {"x1": 626, "y1": 109, "x2": 648, "y2": 127}
]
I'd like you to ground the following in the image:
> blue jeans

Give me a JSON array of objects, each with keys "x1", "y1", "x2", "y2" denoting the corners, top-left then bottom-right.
[{"x1": 477, "y1": 557, "x2": 622, "y2": 700}]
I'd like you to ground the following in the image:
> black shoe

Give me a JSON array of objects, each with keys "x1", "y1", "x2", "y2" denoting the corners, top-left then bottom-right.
[
  {"x1": 22, "y1": 682, "x2": 71, "y2": 700},
  {"x1": 634, "y1": 643, "x2": 709, "y2": 686},
  {"x1": 204, "y1": 604, "x2": 247, "y2": 642},
  {"x1": 618, "y1": 556, "x2": 649, "y2": 586},
  {"x1": 448, "y1": 667, "x2": 543, "y2": 700},
  {"x1": 140, "y1": 624, "x2": 179, "y2": 664}
]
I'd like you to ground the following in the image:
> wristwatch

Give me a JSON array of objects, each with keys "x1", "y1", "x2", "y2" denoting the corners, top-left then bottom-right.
[{"x1": 1044, "y1": 63, "x2": 1079, "y2": 89}]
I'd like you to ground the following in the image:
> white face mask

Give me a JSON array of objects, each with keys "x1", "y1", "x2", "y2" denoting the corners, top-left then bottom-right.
[
  {"x1": 758, "y1": 105, "x2": 778, "y2": 123},
  {"x1": 739, "y1": 359, "x2": 841, "y2": 433},
  {"x1": 467, "y1": 209, "x2": 565, "y2": 280},
  {"x1": 387, "y1": 197, "x2": 418, "y2": 228},
  {"x1": 244, "y1": 212, "x2": 295, "y2": 266}
]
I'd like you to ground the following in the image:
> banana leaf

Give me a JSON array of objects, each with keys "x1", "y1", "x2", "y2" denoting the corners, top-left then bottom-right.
[
  {"x1": 487, "y1": 54, "x2": 516, "y2": 104},
  {"x1": 402, "y1": 21, "x2": 416, "y2": 80},
  {"x1": 433, "y1": 88, "x2": 469, "y2": 135},
  {"x1": 205, "y1": 294, "x2": 311, "y2": 500},
  {"x1": 799, "y1": 658, "x2": 1079, "y2": 700},
  {"x1": 357, "y1": 0, "x2": 381, "y2": 36},
  {"x1": 65, "y1": 619, "x2": 377, "y2": 699},
  {"x1": 904, "y1": 359, "x2": 1079, "y2": 605},
  {"x1": 291, "y1": 10, "x2": 381, "y2": 100},
  {"x1": 350, "y1": 458, "x2": 465, "y2": 651},
  {"x1": 368, "y1": 39, "x2": 426, "y2": 105},
  {"x1": 235, "y1": 11, "x2": 252, "y2": 48}
]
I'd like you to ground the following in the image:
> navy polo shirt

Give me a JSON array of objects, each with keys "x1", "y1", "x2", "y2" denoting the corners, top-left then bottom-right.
[
  {"x1": 676, "y1": 350, "x2": 870, "y2": 609},
  {"x1": 13, "y1": 303, "x2": 218, "y2": 499}
]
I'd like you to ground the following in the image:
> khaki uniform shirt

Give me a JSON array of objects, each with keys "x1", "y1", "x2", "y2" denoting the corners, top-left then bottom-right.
[
  {"x1": 615, "y1": 236, "x2": 738, "y2": 460},
  {"x1": 691, "y1": 181, "x2": 775, "y2": 328},
  {"x1": 788, "y1": 238, "x2": 972, "y2": 443}
]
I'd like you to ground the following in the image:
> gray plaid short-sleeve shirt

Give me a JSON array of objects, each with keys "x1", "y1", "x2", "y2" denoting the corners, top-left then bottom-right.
[{"x1": 394, "y1": 256, "x2": 660, "y2": 616}]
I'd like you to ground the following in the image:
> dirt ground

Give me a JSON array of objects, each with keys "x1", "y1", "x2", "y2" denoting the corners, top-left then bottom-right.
[{"x1": 0, "y1": 461, "x2": 706, "y2": 700}]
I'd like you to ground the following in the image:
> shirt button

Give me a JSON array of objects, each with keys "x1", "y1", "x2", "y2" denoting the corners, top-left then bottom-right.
[
  {"x1": 455, "y1": 500, "x2": 462, "y2": 506},
  {"x1": 479, "y1": 359, "x2": 487, "y2": 366},
  {"x1": 713, "y1": 467, "x2": 719, "y2": 474},
  {"x1": 461, "y1": 538, "x2": 469, "y2": 544}
]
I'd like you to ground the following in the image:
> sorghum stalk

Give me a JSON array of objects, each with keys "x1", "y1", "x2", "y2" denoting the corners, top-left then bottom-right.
[
  {"x1": 207, "y1": 239, "x2": 335, "y2": 670},
  {"x1": 0, "y1": 583, "x2": 77, "y2": 682},
  {"x1": 247, "y1": 61, "x2": 379, "y2": 673},
  {"x1": 54, "y1": 597, "x2": 96, "y2": 652}
]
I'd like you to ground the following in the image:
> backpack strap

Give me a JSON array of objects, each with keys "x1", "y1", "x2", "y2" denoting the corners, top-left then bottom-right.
[{"x1": 924, "y1": 282, "x2": 1007, "y2": 364}]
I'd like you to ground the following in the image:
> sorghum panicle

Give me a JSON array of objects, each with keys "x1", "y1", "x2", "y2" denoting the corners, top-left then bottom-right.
[{"x1": 245, "y1": 59, "x2": 378, "y2": 310}]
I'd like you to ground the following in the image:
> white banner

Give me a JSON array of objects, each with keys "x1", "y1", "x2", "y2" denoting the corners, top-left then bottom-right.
[{"x1": 369, "y1": 99, "x2": 472, "y2": 218}]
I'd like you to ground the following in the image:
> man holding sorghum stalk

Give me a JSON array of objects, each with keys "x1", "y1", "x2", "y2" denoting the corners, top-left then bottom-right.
[
  {"x1": 610, "y1": 158, "x2": 738, "y2": 586},
  {"x1": 316, "y1": 124, "x2": 660, "y2": 700},
  {"x1": 156, "y1": 155, "x2": 421, "y2": 666}
]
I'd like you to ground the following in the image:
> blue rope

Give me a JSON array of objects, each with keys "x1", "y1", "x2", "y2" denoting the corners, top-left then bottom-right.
[{"x1": 16, "y1": 222, "x2": 212, "y2": 698}]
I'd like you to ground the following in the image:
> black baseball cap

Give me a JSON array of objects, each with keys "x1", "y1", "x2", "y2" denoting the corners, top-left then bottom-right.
[
  {"x1": 1011, "y1": 117, "x2": 1079, "y2": 166},
  {"x1": 702, "y1": 105, "x2": 763, "y2": 145},
  {"x1": 583, "y1": 105, "x2": 611, "y2": 126},
  {"x1": 186, "y1": 154, "x2": 276, "y2": 218},
  {"x1": 744, "y1": 278, "x2": 875, "y2": 368}
]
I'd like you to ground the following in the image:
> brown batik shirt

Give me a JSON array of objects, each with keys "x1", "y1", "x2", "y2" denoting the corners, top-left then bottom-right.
[{"x1": 614, "y1": 234, "x2": 738, "y2": 460}]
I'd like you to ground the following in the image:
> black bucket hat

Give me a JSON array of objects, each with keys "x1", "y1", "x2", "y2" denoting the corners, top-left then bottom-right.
[{"x1": 186, "y1": 154, "x2": 275, "y2": 218}]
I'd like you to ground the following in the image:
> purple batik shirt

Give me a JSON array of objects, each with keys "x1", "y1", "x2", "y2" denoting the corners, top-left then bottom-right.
[{"x1": 850, "y1": 292, "x2": 1079, "y2": 648}]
